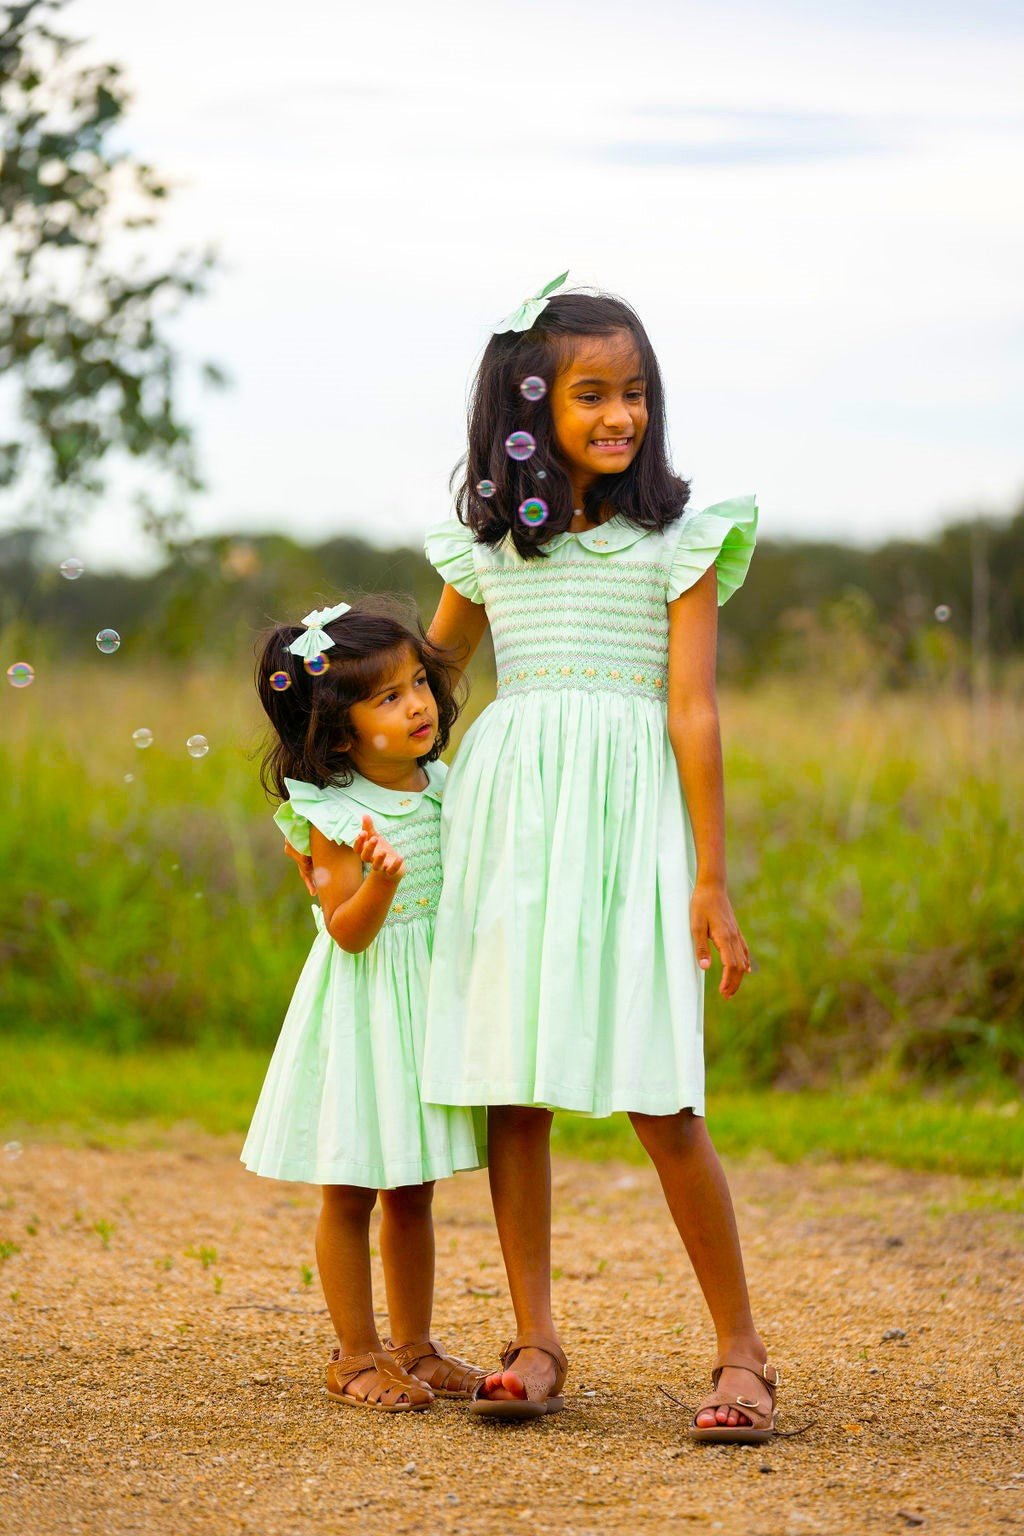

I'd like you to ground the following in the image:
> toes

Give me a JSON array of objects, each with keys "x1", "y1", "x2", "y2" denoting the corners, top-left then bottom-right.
[
  {"x1": 695, "y1": 1409, "x2": 717, "y2": 1427},
  {"x1": 501, "y1": 1370, "x2": 529, "y2": 1400}
]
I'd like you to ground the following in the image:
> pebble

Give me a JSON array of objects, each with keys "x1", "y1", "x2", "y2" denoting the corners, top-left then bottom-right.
[
  {"x1": 250, "y1": 1371, "x2": 271, "y2": 1385},
  {"x1": 402, "y1": 1462, "x2": 416, "y2": 1475},
  {"x1": 882, "y1": 1328, "x2": 907, "y2": 1340}
]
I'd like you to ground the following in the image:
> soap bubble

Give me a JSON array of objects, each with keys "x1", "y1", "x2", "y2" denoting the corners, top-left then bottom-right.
[
  {"x1": 476, "y1": 479, "x2": 496, "y2": 498},
  {"x1": 303, "y1": 653, "x2": 329, "y2": 676},
  {"x1": 132, "y1": 727, "x2": 153, "y2": 749},
  {"x1": 518, "y1": 497, "x2": 549, "y2": 527},
  {"x1": 59, "y1": 556, "x2": 85, "y2": 581},
  {"x1": 186, "y1": 735, "x2": 209, "y2": 759},
  {"x1": 3, "y1": 1141, "x2": 22, "y2": 1160},
  {"x1": 505, "y1": 430, "x2": 536, "y2": 462},
  {"x1": 96, "y1": 629, "x2": 120, "y2": 654},
  {"x1": 536, "y1": 469, "x2": 547, "y2": 479},
  {"x1": 6, "y1": 662, "x2": 34, "y2": 688},
  {"x1": 123, "y1": 773, "x2": 135, "y2": 784},
  {"x1": 519, "y1": 375, "x2": 547, "y2": 402},
  {"x1": 934, "y1": 604, "x2": 951, "y2": 623},
  {"x1": 269, "y1": 670, "x2": 291, "y2": 692}
]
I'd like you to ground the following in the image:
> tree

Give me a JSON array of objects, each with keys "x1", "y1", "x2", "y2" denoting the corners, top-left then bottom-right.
[{"x1": 0, "y1": 0, "x2": 221, "y2": 547}]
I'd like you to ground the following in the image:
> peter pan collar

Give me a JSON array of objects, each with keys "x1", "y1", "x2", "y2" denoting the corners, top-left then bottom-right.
[
  {"x1": 542, "y1": 513, "x2": 652, "y2": 555},
  {"x1": 341, "y1": 759, "x2": 446, "y2": 816}
]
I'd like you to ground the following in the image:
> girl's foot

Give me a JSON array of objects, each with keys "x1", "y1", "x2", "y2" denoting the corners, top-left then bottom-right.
[
  {"x1": 326, "y1": 1348, "x2": 433, "y2": 1412},
  {"x1": 385, "y1": 1338, "x2": 486, "y2": 1398},
  {"x1": 479, "y1": 1347, "x2": 557, "y2": 1402},
  {"x1": 693, "y1": 1339, "x2": 776, "y2": 1430},
  {"x1": 472, "y1": 1336, "x2": 567, "y2": 1412}
]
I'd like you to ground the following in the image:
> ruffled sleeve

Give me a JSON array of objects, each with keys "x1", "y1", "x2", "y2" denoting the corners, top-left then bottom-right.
[
  {"x1": 424, "y1": 519, "x2": 484, "y2": 604},
  {"x1": 273, "y1": 778, "x2": 363, "y2": 854},
  {"x1": 667, "y1": 494, "x2": 758, "y2": 605}
]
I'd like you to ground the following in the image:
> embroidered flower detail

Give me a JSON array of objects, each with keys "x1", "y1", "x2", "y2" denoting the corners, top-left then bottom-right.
[
  {"x1": 609, "y1": 669, "x2": 621, "y2": 679},
  {"x1": 417, "y1": 897, "x2": 430, "y2": 907},
  {"x1": 654, "y1": 677, "x2": 664, "y2": 689},
  {"x1": 559, "y1": 666, "x2": 572, "y2": 676},
  {"x1": 584, "y1": 667, "x2": 597, "y2": 677},
  {"x1": 517, "y1": 670, "x2": 527, "y2": 679},
  {"x1": 594, "y1": 538, "x2": 608, "y2": 547},
  {"x1": 633, "y1": 673, "x2": 645, "y2": 685},
  {"x1": 536, "y1": 667, "x2": 549, "y2": 676},
  {"x1": 392, "y1": 903, "x2": 406, "y2": 914},
  {"x1": 399, "y1": 798, "x2": 411, "y2": 806}
]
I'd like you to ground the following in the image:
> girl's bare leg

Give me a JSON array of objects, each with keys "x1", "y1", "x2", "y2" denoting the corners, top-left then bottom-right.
[
  {"x1": 629, "y1": 1110, "x2": 768, "y2": 1428},
  {"x1": 317, "y1": 1183, "x2": 429, "y2": 1401},
  {"x1": 480, "y1": 1104, "x2": 561, "y2": 1402},
  {"x1": 378, "y1": 1181, "x2": 436, "y2": 1373}
]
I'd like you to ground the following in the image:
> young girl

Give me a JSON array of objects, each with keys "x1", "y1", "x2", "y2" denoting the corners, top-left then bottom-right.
[
  {"x1": 420, "y1": 279, "x2": 777, "y2": 1437},
  {"x1": 243, "y1": 600, "x2": 488, "y2": 1412}
]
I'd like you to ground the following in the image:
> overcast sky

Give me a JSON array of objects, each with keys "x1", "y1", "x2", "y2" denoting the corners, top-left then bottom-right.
[{"x1": 14, "y1": 0, "x2": 1024, "y2": 567}]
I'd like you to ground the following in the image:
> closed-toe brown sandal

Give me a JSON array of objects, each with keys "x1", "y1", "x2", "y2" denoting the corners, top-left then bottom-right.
[
  {"x1": 326, "y1": 1348, "x2": 433, "y2": 1412},
  {"x1": 384, "y1": 1338, "x2": 486, "y2": 1399},
  {"x1": 468, "y1": 1333, "x2": 568, "y2": 1419},
  {"x1": 688, "y1": 1356, "x2": 780, "y2": 1443}
]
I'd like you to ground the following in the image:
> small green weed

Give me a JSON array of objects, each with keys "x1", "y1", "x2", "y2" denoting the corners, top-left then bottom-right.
[
  {"x1": 300, "y1": 1264, "x2": 313, "y2": 1288},
  {"x1": 93, "y1": 1219, "x2": 114, "y2": 1249},
  {"x1": 213, "y1": 1275, "x2": 223, "y2": 1295},
  {"x1": 184, "y1": 1244, "x2": 217, "y2": 1269},
  {"x1": 0, "y1": 1240, "x2": 21, "y2": 1261}
]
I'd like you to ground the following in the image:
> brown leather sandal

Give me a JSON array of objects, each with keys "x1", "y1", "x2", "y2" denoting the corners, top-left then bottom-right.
[
  {"x1": 384, "y1": 1338, "x2": 486, "y2": 1399},
  {"x1": 688, "y1": 1355, "x2": 781, "y2": 1443},
  {"x1": 325, "y1": 1348, "x2": 433, "y2": 1412},
  {"x1": 468, "y1": 1333, "x2": 568, "y2": 1419}
]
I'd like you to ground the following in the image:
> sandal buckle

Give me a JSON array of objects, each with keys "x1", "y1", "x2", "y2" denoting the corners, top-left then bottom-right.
[{"x1": 763, "y1": 1363, "x2": 781, "y2": 1388}]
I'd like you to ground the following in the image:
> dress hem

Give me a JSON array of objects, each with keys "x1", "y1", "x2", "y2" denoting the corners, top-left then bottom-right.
[
  {"x1": 421, "y1": 1082, "x2": 704, "y2": 1120},
  {"x1": 240, "y1": 1142, "x2": 488, "y2": 1190}
]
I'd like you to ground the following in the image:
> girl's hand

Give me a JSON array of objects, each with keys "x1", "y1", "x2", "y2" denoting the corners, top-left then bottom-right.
[
  {"x1": 284, "y1": 839, "x2": 318, "y2": 897},
  {"x1": 690, "y1": 882, "x2": 751, "y2": 999},
  {"x1": 352, "y1": 815, "x2": 406, "y2": 884}
]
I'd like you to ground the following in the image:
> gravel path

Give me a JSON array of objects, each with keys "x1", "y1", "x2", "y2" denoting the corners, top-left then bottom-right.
[{"x1": 2, "y1": 1136, "x2": 1021, "y2": 1536}]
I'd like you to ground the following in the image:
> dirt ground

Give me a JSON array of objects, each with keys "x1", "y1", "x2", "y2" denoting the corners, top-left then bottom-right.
[{"x1": 1, "y1": 1135, "x2": 1021, "y2": 1536}]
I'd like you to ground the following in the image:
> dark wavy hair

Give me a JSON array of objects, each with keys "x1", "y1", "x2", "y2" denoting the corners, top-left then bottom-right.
[
  {"x1": 452, "y1": 290, "x2": 690, "y2": 559},
  {"x1": 256, "y1": 598, "x2": 462, "y2": 801}
]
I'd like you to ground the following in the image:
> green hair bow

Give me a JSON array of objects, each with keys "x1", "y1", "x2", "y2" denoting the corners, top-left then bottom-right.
[
  {"x1": 286, "y1": 602, "x2": 351, "y2": 659},
  {"x1": 493, "y1": 271, "x2": 569, "y2": 335}
]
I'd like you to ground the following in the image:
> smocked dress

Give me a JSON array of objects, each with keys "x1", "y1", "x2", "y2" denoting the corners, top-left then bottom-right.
[
  {"x1": 241, "y1": 759, "x2": 487, "y2": 1188},
  {"x1": 420, "y1": 496, "x2": 757, "y2": 1119}
]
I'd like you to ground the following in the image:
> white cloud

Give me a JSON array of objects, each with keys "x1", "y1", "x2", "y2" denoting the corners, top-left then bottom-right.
[{"x1": 11, "y1": 0, "x2": 1024, "y2": 566}]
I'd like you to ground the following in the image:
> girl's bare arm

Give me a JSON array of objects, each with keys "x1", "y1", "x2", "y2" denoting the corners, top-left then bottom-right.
[
  {"x1": 309, "y1": 818, "x2": 405, "y2": 954},
  {"x1": 666, "y1": 566, "x2": 751, "y2": 997},
  {"x1": 428, "y1": 584, "x2": 489, "y2": 680}
]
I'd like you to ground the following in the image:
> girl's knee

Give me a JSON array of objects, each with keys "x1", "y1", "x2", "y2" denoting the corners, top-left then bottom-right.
[
  {"x1": 489, "y1": 1103, "x2": 553, "y2": 1139},
  {"x1": 379, "y1": 1181, "x2": 435, "y2": 1218},
  {"x1": 320, "y1": 1184, "x2": 378, "y2": 1220},
  {"x1": 629, "y1": 1108, "x2": 706, "y2": 1155}
]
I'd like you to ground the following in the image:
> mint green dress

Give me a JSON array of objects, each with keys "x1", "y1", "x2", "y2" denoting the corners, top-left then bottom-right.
[
  {"x1": 420, "y1": 497, "x2": 757, "y2": 1119},
  {"x1": 241, "y1": 760, "x2": 487, "y2": 1188}
]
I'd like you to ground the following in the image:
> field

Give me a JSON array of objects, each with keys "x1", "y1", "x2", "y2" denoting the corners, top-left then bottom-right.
[{"x1": 2, "y1": 664, "x2": 1021, "y2": 1103}]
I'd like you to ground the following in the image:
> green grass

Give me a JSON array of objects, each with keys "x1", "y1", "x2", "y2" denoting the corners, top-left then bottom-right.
[
  {"x1": 1, "y1": 666, "x2": 1022, "y2": 1092},
  {"x1": 0, "y1": 1038, "x2": 1020, "y2": 1179}
]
